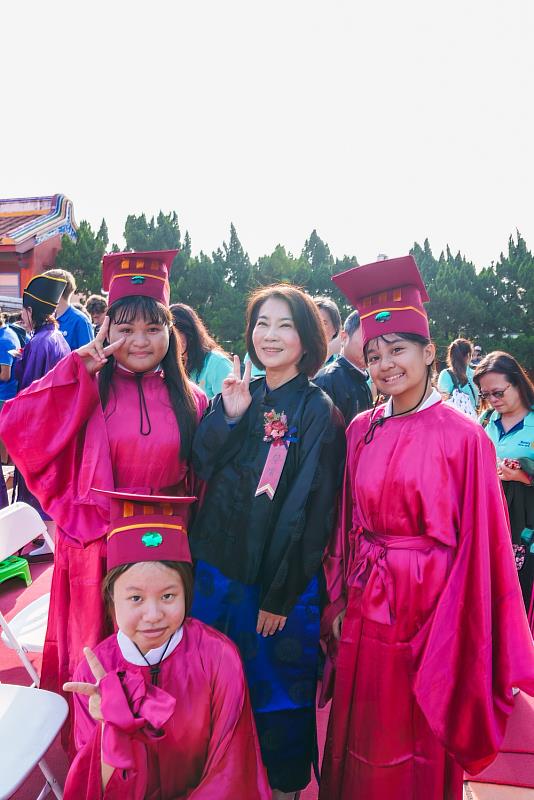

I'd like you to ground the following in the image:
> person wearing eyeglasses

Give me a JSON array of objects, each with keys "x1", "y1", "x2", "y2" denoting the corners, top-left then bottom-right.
[{"x1": 474, "y1": 351, "x2": 534, "y2": 616}]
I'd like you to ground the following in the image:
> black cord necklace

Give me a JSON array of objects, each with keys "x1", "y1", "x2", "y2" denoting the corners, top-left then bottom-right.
[
  {"x1": 134, "y1": 635, "x2": 173, "y2": 686},
  {"x1": 364, "y1": 369, "x2": 432, "y2": 445},
  {"x1": 135, "y1": 373, "x2": 152, "y2": 436}
]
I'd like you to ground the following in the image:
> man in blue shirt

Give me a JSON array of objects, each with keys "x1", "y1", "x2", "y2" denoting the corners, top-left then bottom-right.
[
  {"x1": 42, "y1": 268, "x2": 94, "y2": 350},
  {"x1": 0, "y1": 312, "x2": 21, "y2": 407}
]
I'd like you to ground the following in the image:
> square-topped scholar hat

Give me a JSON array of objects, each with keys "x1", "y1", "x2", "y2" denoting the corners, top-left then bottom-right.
[
  {"x1": 102, "y1": 249, "x2": 178, "y2": 307},
  {"x1": 23, "y1": 273, "x2": 67, "y2": 316},
  {"x1": 332, "y1": 255, "x2": 430, "y2": 346},
  {"x1": 92, "y1": 489, "x2": 195, "y2": 570}
]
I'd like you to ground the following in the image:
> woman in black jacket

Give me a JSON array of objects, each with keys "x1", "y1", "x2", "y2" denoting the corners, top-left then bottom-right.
[{"x1": 190, "y1": 285, "x2": 346, "y2": 800}]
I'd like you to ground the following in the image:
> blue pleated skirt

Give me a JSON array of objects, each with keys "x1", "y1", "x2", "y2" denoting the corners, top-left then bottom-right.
[{"x1": 192, "y1": 559, "x2": 320, "y2": 792}]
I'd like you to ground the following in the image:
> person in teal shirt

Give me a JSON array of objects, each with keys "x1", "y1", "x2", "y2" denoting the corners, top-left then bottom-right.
[
  {"x1": 171, "y1": 303, "x2": 233, "y2": 399},
  {"x1": 474, "y1": 350, "x2": 534, "y2": 613},
  {"x1": 437, "y1": 338, "x2": 479, "y2": 409}
]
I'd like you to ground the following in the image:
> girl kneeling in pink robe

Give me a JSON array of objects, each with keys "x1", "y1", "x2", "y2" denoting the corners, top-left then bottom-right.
[{"x1": 64, "y1": 489, "x2": 270, "y2": 800}]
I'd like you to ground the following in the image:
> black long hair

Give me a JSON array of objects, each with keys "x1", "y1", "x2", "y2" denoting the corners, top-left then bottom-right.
[
  {"x1": 98, "y1": 296, "x2": 198, "y2": 459},
  {"x1": 26, "y1": 303, "x2": 58, "y2": 333},
  {"x1": 170, "y1": 303, "x2": 229, "y2": 376}
]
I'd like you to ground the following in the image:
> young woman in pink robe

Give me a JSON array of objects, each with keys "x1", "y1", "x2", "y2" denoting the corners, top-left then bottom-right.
[
  {"x1": 319, "y1": 256, "x2": 534, "y2": 800},
  {"x1": 0, "y1": 251, "x2": 207, "y2": 707},
  {"x1": 63, "y1": 490, "x2": 270, "y2": 799}
]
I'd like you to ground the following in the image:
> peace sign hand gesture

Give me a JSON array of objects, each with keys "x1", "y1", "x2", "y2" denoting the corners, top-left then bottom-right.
[
  {"x1": 75, "y1": 317, "x2": 125, "y2": 376},
  {"x1": 221, "y1": 356, "x2": 253, "y2": 420},
  {"x1": 63, "y1": 646, "x2": 106, "y2": 722}
]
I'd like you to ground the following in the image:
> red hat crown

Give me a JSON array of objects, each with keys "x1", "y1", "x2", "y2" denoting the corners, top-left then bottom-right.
[
  {"x1": 332, "y1": 255, "x2": 430, "y2": 346},
  {"x1": 102, "y1": 249, "x2": 178, "y2": 307},
  {"x1": 92, "y1": 489, "x2": 195, "y2": 570}
]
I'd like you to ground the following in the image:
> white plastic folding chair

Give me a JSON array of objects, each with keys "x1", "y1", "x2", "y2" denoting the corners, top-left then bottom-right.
[
  {"x1": 0, "y1": 683, "x2": 68, "y2": 799},
  {"x1": 0, "y1": 502, "x2": 53, "y2": 686}
]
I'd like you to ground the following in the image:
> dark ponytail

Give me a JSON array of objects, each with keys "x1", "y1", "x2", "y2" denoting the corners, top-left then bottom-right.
[
  {"x1": 447, "y1": 338, "x2": 472, "y2": 386},
  {"x1": 97, "y1": 296, "x2": 198, "y2": 459}
]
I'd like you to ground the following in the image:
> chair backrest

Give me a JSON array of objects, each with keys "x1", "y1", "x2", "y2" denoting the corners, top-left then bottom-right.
[
  {"x1": 0, "y1": 502, "x2": 47, "y2": 562},
  {"x1": 0, "y1": 684, "x2": 68, "y2": 800}
]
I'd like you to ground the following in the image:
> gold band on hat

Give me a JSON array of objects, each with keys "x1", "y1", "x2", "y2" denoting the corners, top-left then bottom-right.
[
  {"x1": 23, "y1": 290, "x2": 59, "y2": 308},
  {"x1": 360, "y1": 305, "x2": 428, "y2": 321},
  {"x1": 107, "y1": 522, "x2": 185, "y2": 540}
]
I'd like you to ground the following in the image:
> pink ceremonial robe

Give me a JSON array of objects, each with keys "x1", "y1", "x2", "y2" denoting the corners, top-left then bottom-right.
[
  {"x1": 64, "y1": 618, "x2": 271, "y2": 800},
  {"x1": 320, "y1": 400, "x2": 534, "y2": 800},
  {"x1": 0, "y1": 353, "x2": 207, "y2": 699}
]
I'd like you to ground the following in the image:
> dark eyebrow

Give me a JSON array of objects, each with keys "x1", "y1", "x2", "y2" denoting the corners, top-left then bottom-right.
[
  {"x1": 124, "y1": 584, "x2": 180, "y2": 592},
  {"x1": 257, "y1": 315, "x2": 293, "y2": 321}
]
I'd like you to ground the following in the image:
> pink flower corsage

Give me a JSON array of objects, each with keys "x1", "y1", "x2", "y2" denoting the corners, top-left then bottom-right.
[{"x1": 263, "y1": 410, "x2": 297, "y2": 447}]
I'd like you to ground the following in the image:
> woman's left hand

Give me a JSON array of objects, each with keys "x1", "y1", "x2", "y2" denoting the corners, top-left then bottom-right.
[
  {"x1": 257, "y1": 610, "x2": 287, "y2": 637},
  {"x1": 498, "y1": 463, "x2": 531, "y2": 485}
]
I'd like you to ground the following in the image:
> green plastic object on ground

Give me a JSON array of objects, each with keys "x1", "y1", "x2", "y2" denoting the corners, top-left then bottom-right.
[{"x1": 0, "y1": 555, "x2": 32, "y2": 587}]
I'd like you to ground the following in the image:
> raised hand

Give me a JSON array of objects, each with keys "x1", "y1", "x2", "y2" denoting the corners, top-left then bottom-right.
[
  {"x1": 63, "y1": 646, "x2": 106, "y2": 722},
  {"x1": 221, "y1": 356, "x2": 253, "y2": 419},
  {"x1": 75, "y1": 317, "x2": 125, "y2": 376}
]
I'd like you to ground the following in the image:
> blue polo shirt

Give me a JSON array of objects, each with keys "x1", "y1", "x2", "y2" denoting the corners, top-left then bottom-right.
[
  {"x1": 57, "y1": 305, "x2": 94, "y2": 350},
  {"x1": 0, "y1": 324, "x2": 21, "y2": 401},
  {"x1": 482, "y1": 408, "x2": 534, "y2": 462}
]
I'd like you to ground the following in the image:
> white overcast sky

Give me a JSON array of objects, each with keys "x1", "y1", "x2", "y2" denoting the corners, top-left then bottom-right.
[{"x1": 1, "y1": 0, "x2": 533, "y2": 268}]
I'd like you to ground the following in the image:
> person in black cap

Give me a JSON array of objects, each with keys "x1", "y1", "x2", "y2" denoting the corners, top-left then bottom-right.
[
  {"x1": 314, "y1": 310, "x2": 373, "y2": 426},
  {"x1": 13, "y1": 274, "x2": 70, "y2": 556}
]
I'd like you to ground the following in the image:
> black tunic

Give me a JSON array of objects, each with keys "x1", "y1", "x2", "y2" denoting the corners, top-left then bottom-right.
[
  {"x1": 314, "y1": 356, "x2": 373, "y2": 427},
  {"x1": 190, "y1": 373, "x2": 346, "y2": 617}
]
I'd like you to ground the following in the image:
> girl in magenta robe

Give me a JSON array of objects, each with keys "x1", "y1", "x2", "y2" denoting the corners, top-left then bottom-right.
[
  {"x1": 0, "y1": 251, "x2": 207, "y2": 707},
  {"x1": 319, "y1": 256, "x2": 534, "y2": 800},
  {"x1": 63, "y1": 489, "x2": 270, "y2": 799}
]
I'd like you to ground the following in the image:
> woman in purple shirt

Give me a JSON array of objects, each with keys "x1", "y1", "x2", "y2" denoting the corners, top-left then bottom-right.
[{"x1": 15, "y1": 273, "x2": 70, "y2": 555}]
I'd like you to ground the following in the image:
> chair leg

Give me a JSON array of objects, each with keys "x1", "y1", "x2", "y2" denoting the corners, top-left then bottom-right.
[
  {"x1": 0, "y1": 611, "x2": 40, "y2": 686},
  {"x1": 38, "y1": 757, "x2": 63, "y2": 799}
]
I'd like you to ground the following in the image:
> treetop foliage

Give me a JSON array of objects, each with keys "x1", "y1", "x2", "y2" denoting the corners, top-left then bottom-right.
[{"x1": 57, "y1": 212, "x2": 534, "y2": 370}]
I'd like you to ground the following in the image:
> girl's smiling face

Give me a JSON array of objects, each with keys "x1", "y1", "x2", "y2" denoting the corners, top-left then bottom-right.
[
  {"x1": 112, "y1": 562, "x2": 186, "y2": 654},
  {"x1": 366, "y1": 334, "x2": 435, "y2": 398},
  {"x1": 108, "y1": 313, "x2": 170, "y2": 373}
]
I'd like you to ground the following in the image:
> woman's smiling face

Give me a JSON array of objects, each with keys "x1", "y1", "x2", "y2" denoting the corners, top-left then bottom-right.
[{"x1": 252, "y1": 297, "x2": 304, "y2": 372}]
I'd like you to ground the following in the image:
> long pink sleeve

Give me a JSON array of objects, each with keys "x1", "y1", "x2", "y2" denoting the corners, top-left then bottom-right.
[
  {"x1": 412, "y1": 428, "x2": 534, "y2": 773},
  {"x1": 0, "y1": 351, "x2": 112, "y2": 544}
]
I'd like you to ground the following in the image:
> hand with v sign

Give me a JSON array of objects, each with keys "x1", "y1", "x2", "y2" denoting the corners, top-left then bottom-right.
[
  {"x1": 64, "y1": 647, "x2": 115, "y2": 789},
  {"x1": 75, "y1": 316, "x2": 125, "y2": 376},
  {"x1": 221, "y1": 355, "x2": 253, "y2": 419}
]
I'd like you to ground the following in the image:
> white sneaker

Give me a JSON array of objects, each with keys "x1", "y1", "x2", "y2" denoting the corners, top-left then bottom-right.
[{"x1": 29, "y1": 541, "x2": 53, "y2": 557}]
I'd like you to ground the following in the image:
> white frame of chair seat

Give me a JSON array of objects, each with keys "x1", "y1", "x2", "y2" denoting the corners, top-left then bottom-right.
[
  {"x1": 0, "y1": 683, "x2": 68, "y2": 800},
  {"x1": 0, "y1": 502, "x2": 53, "y2": 686}
]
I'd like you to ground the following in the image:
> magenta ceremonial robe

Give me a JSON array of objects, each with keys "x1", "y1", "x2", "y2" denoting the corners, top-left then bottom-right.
[
  {"x1": 320, "y1": 400, "x2": 534, "y2": 800},
  {"x1": 64, "y1": 618, "x2": 270, "y2": 800},
  {"x1": 0, "y1": 352, "x2": 207, "y2": 698}
]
